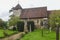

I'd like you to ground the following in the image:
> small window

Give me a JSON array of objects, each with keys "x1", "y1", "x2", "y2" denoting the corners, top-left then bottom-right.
[
  {"x1": 40, "y1": 21, "x2": 43, "y2": 26},
  {"x1": 37, "y1": 20, "x2": 39, "y2": 23}
]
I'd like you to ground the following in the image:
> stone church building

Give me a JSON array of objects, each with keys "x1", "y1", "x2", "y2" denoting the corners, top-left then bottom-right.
[{"x1": 9, "y1": 4, "x2": 49, "y2": 32}]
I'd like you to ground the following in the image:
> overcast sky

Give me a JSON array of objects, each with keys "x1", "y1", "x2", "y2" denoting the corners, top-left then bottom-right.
[{"x1": 0, "y1": 0, "x2": 60, "y2": 21}]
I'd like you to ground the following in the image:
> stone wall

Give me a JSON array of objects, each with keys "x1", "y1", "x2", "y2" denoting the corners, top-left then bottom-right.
[
  {"x1": 13, "y1": 9, "x2": 22, "y2": 17},
  {"x1": 20, "y1": 19, "x2": 44, "y2": 32}
]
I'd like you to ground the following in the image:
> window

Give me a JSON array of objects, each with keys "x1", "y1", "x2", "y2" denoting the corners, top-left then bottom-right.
[{"x1": 37, "y1": 20, "x2": 39, "y2": 23}]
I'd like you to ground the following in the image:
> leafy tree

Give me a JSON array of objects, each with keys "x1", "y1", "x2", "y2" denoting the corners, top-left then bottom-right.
[
  {"x1": 9, "y1": 15, "x2": 20, "y2": 26},
  {"x1": 49, "y1": 10, "x2": 60, "y2": 31},
  {"x1": 0, "y1": 19, "x2": 7, "y2": 29},
  {"x1": 0, "y1": 19, "x2": 4, "y2": 28},
  {"x1": 3, "y1": 21, "x2": 8, "y2": 29}
]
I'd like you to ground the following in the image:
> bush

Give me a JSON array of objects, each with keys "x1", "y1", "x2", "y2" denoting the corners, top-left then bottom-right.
[{"x1": 0, "y1": 29, "x2": 18, "y2": 39}]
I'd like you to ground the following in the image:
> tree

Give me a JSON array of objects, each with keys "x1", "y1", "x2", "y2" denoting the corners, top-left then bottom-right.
[
  {"x1": 49, "y1": 10, "x2": 60, "y2": 32},
  {"x1": 3, "y1": 21, "x2": 8, "y2": 29},
  {"x1": 0, "y1": 19, "x2": 7, "y2": 29},
  {"x1": 9, "y1": 15, "x2": 20, "y2": 27},
  {"x1": 0, "y1": 19, "x2": 4, "y2": 28}
]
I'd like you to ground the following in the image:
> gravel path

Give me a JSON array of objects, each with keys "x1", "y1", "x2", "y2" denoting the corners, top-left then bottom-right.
[{"x1": 0, "y1": 32, "x2": 25, "y2": 40}]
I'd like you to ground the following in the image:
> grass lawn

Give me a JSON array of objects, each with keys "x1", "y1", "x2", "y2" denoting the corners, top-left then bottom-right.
[
  {"x1": 21, "y1": 29, "x2": 60, "y2": 40},
  {"x1": 0, "y1": 29, "x2": 5, "y2": 38},
  {"x1": 0, "y1": 29, "x2": 18, "y2": 38}
]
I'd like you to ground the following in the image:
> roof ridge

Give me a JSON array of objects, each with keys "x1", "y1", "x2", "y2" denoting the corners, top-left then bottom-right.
[{"x1": 23, "y1": 6, "x2": 47, "y2": 10}]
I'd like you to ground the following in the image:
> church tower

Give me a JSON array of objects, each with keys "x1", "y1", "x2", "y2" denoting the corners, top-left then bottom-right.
[{"x1": 9, "y1": 3, "x2": 22, "y2": 17}]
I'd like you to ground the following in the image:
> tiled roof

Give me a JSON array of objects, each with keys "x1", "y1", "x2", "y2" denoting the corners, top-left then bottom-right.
[
  {"x1": 9, "y1": 4, "x2": 22, "y2": 12},
  {"x1": 20, "y1": 7, "x2": 48, "y2": 19},
  {"x1": 12, "y1": 4, "x2": 22, "y2": 10}
]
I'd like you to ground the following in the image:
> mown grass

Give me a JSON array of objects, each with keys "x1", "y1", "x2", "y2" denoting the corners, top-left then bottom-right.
[
  {"x1": 0, "y1": 29, "x2": 18, "y2": 38},
  {"x1": 0, "y1": 29, "x2": 4, "y2": 38},
  {"x1": 21, "y1": 29, "x2": 60, "y2": 40}
]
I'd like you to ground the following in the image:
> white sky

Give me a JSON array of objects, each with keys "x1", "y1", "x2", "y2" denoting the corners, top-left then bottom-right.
[{"x1": 0, "y1": 0, "x2": 60, "y2": 21}]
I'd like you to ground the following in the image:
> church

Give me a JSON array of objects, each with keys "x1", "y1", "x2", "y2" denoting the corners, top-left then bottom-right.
[{"x1": 9, "y1": 4, "x2": 49, "y2": 32}]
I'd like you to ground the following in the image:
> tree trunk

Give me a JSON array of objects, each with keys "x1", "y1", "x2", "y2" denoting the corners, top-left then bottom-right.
[{"x1": 49, "y1": 27, "x2": 52, "y2": 32}]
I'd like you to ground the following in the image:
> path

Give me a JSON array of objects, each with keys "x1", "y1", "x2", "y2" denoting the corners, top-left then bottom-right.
[{"x1": 0, "y1": 32, "x2": 25, "y2": 40}]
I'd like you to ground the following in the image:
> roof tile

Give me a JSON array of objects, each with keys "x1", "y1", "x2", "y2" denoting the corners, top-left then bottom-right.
[{"x1": 20, "y1": 7, "x2": 47, "y2": 19}]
